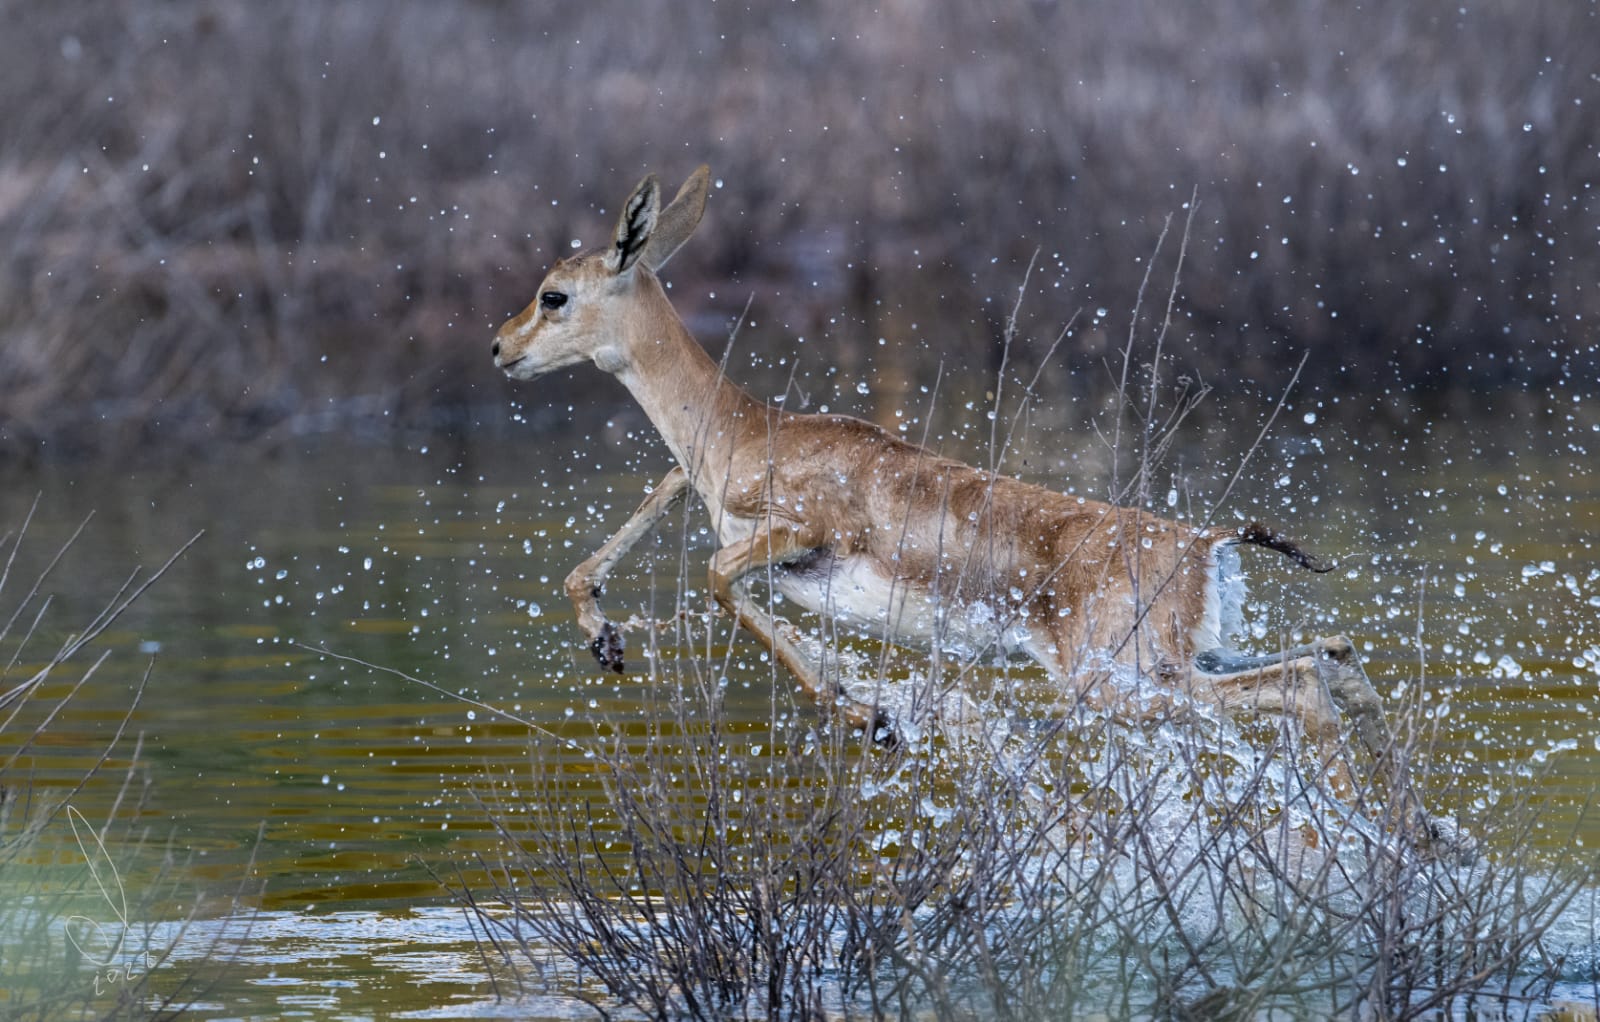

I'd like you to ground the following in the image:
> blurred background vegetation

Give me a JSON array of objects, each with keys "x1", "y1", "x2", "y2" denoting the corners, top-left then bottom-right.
[{"x1": 0, "y1": 0, "x2": 1594, "y2": 458}]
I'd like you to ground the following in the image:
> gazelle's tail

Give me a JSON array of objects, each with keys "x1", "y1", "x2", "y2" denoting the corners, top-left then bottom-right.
[{"x1": 1237, "y1": 521, "x2": 1336, "y2": 573}]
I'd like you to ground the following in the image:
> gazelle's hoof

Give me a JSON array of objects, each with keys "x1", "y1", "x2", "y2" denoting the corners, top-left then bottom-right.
[
  {"x1": 1317, "y1": 635, "x2": 1356, "y2": 663},
  {"x1": 870, "y1": 708, "x2": 900, "y2": 749},
  {"x1": 1420, "y1": 813, "x2": 1479, "y2": 866},
  {"x1": 590, "y1": 620, "x2": 625, "y2": 673}
]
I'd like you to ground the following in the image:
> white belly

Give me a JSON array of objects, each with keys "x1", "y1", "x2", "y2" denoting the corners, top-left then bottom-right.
[{"x1": 771, "y1": 551, "x2": 1033, "y2": 661}]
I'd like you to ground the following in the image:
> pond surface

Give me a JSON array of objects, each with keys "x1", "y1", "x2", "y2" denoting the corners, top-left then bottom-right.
[{"x1": 1, "y1": 388, "x2": 1597, "y2": 1018}]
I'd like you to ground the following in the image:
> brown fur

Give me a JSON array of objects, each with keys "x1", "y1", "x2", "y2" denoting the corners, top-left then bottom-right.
[{"x1": 493, "y1": 166, "x2": 1399, "y2": 784}]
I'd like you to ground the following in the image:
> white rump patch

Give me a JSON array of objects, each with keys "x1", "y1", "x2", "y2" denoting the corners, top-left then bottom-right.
[{"x1": 1193, "y1": 542, "x2": 1247, "y2": 652}]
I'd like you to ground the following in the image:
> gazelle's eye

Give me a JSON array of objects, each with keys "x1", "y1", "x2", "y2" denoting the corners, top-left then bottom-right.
[{"x1": 540, "y1": 290, "x2": 568, "y2": 311}]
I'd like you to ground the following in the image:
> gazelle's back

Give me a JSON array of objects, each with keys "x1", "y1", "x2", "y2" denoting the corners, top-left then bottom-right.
[{"x1": 727, "y1": 410, "x2": 1214, "y2": 668}]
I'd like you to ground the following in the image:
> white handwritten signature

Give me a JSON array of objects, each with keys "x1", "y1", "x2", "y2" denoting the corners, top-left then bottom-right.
[{"x1": 63, "y1": 805, "x2": 154, "y2": 994}]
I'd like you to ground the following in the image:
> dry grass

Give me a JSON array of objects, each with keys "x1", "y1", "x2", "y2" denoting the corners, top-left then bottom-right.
[
  {"x1": 0, "y1": 506, "x2": 248, "y2": 1019},
  {"x1": 1, "y1": 0, "x2": 1596, "y2": 454},
  {"x1": 455, "y1": 599, "x2": 1597, "y2": 1019}
]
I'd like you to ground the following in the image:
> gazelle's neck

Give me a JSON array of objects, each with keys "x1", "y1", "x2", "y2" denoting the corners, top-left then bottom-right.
[{"x1": 612, "y1": 276, "x2": 766, "y2": 485}]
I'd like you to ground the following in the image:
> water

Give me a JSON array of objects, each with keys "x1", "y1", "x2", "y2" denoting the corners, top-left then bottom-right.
[{"x1": 1, "y1": 394, "x2": 1597, "y2": 1018}]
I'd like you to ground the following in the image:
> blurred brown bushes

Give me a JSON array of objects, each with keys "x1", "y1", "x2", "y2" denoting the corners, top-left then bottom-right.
[{"x1": 0, "y1": 0, "x2": 1594, "y2": 454}]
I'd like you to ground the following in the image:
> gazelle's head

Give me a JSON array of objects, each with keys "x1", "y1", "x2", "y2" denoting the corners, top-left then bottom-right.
[{"x1": 492, "y1": 165, "x2": 711, "y2": 381}]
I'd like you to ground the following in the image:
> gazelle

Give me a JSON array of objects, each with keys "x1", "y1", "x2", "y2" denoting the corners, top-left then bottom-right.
[{"x1": 492, "y1": 165, "x2": 1399, "y2": 788}]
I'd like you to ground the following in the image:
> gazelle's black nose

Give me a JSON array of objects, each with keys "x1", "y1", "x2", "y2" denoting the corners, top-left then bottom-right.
[{"x1": 491, "y1": 339, "x2": 501, "y2": 358}]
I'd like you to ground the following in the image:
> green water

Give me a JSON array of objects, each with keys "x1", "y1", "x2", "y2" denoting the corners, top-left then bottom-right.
[{"x1": 1, "y1": 394, "x2": 1596, "y2": 1018}]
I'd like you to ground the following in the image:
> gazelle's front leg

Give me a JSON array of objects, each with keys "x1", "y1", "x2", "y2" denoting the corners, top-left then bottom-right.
[
  {"x1": 563, "y1": 467, "x2": 690, "y2": 672},
  {"x1": 708, "y1": 523, "x2": 892, "y2": 740}
]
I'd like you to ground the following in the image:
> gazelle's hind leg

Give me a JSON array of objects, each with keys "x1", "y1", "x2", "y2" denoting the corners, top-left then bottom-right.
[
  {"x1": 1310, "y1": 637, "x2": 1396, "y2": 779},
  {"x1": 1311, "y1": 638, "x2": 1475, "y2": 860},
  {"x1": 1196, "y1": 637, "x2": 1396, "y2": 785},
  {"x1": 1194, "y1": 642, "x2": 1321, "y2": 674},
  {"x1": 1190, "y1": 642, "x2": 1358, "y2": 793},
  {"x1": 1196, "y1": 637, "x2": 1475, "y2": 860}
]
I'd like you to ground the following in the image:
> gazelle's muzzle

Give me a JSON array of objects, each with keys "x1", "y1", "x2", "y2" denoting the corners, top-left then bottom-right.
[{"x1": 491, "y1": 326, "x2": 533, "y2": 376}]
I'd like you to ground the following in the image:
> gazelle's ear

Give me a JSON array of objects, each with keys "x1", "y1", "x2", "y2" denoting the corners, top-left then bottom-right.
[
  {"x1": 641, "y1": 165, "x2": 711, "y2": 271},
  {"x1": 608, "y1": 173, "x2": 660, "y2": 274}
]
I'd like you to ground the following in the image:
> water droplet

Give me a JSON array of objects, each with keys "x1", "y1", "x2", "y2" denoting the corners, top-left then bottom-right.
[{"x1": 527, "y1": 602, "x2": 542, "y2": 619}]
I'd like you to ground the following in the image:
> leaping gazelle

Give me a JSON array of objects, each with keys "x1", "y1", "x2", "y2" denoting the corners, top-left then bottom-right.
[{"x1": 492, "y1": 164, "x2": 1401, "y2": 791}]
